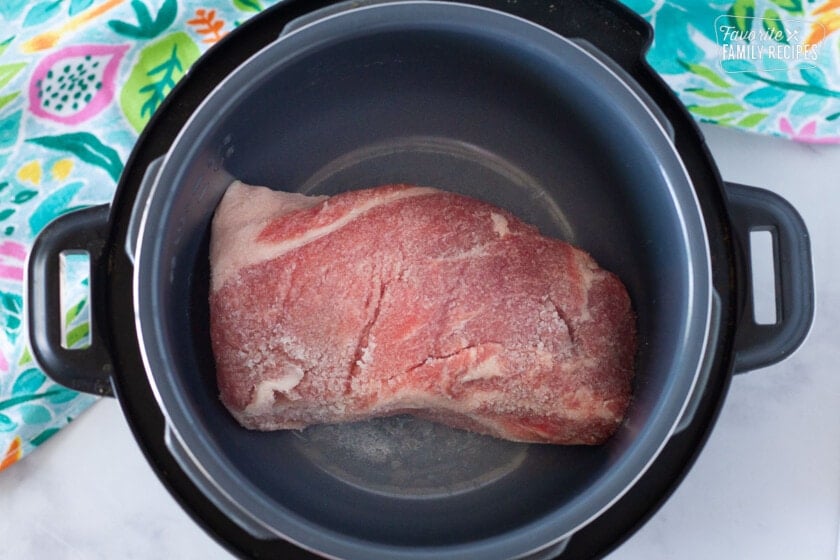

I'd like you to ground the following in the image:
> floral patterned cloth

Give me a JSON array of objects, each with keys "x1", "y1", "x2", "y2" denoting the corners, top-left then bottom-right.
[
  {"x1": 621, "y1": 0, "x2": 840, "y2": 143},
  {"x1": 1, "y1": 0, "x2": 838, "y2": 471},
  {"x1": 0, "y1": 0, "x2": 282, "y2": 471}
]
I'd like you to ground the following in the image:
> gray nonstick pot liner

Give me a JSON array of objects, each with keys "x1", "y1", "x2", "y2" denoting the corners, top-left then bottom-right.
[{"x1": 131, "y1": 3, "x2": 712, "y2": 559}]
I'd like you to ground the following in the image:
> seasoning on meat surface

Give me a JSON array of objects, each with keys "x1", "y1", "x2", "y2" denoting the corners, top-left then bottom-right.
[{"x1": 210, "y1": 182, "x2": 636, "y2": 445}]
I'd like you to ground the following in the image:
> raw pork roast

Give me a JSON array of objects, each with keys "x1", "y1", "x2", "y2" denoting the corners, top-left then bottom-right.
[{"x1": 209, "y1": 183, "x2": 636, "y2": 444}]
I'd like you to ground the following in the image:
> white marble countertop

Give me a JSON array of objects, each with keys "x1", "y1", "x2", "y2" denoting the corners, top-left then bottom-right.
[{"x1": 1, "y1": 123, "x2": 838, "y2": 560}]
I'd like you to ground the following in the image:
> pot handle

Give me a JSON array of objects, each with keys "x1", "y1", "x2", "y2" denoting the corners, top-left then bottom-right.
[
  {"x1": 725, "y1": 183, "x2": 814, "y2": 373},
  {"x1": 26, "y1": 205, "x2": 115, "y2": 396}
]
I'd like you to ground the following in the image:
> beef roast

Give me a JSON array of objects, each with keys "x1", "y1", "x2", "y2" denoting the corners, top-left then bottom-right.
[{"x1": 209, "y1": 182, "x2": 636, "y2": 444}]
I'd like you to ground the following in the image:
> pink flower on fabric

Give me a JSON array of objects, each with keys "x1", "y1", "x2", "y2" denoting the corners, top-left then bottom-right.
[
  {"x1": 779, "y1": 117, "x2": 840, "y2": 144},
  {"x1": 29, "y1": 44, "x2": 128, "y2": 125}
]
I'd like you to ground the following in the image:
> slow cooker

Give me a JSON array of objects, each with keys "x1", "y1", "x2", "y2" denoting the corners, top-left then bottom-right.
[{"x1": 26, "y1": 0, "x2": 814, "y2": 558}]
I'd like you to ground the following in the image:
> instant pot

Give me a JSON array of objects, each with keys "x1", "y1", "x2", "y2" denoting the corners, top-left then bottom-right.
[{"x1": 26, "y1": 1, "x2": 814, "y2": 558}]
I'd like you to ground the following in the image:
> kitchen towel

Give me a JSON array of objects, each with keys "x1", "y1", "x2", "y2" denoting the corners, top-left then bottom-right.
[
  {"x1": 622, "y1": 0, "x2": 840, "y2": 143},
  {"x1": 0, "y1": 0, "x2": 283, "y2": 472},
  {"x1": 1, "y1": 0, "x2": 839, "y2": 471}
]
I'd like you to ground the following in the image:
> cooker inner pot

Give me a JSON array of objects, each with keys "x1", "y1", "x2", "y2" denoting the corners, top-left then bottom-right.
[{"x1": 145, "y1": 9, "x2": 704, "y2": 554}]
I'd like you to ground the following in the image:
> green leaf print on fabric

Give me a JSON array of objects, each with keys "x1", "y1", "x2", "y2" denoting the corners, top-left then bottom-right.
[
  {"x1": 27, "y1": 180, "x2": 85, "y2": 234},
  {"x1": 720, "y1": 58, "x2": 759, "y2": 83},
  {"x1": 0, "y1": 37, "x2": 15, "y2": 56},
  {"x1": 233, "y1": 0, "x2": 263, "y2": 13},
  {"x1": 622, "y1": 1, "x2": 724, "y2": 74},
  {"x1": 0, "y1": 92, "x2": 20, "y2": 112},
  {"x1": 728, "y1": 0, "x2": 756, "y2": 40},
  {"x1": 27, "y1": 133, "x2": 123, "y2": 181},
  {"x1": 45, "y1": 387, "x2": 77, "y2": 404},
  {"x1": 0, "y1": 389, "x2": 65, "y2": 412},
  {"x1": 0, "y1": 413, "x2": 15, "y2": 432},
  {"x1": 13, "y1": 190, "x2": 38, "y2": 204},
  {"x1": 137, "y1": 46, "x2": 182, "y2": 116},
  {"x1": 0, "y1": 46, "x2": 25, "y2": 118},
  {"x1": 0, "y1": 1, "x2": 28, "y2": 22},
  {"x1": 743, "y1": 72, "x2": 840, "y2": 99},
  {"x1": 23, "y1": 0, "x2": 64, "y2": 28},
  {"x1": 678, "y1": 60, "x2": 732, "y2": 89},
  {"x1": 68, "y1": 0, "x2": 94, "y2": 16},
  {"x1": 30, "y1": 427, "x2": 60, "y2": 445},
  {"x1": 768, "y1": 0, "x2": 802, "y2": 15},
  {"x1": 790, "y1": 93, "x2": 827, "y2": 116},
  {"x1": 0, "y1": 58, "x2": 27, "y2": 117},
  {"x1": 18, "y1": 348, "x2": 32, "y2": 367},
  {"x1": 686, "y1": 102, "x2": 745, "y2": 117},
  {"x1": 800, "y1": 66, "x2": 827, "y2": 89},
  {"x1": 19, "y1": 404, "x2": 52, "y2": 425},
  {"x1": 108, "y1": 0, "x2": 177, "y2": 40},
  {"x1": 735, "y1": 112, "x2": 769, "y2": 127},
  {"x1": 684, "y1": 88, "x2": 736, "y2": 99},
  {"x1": 65, "y1": 298, "x2": 86, "y2": 327},
  {"x1": 65, "y1": 323, "x2": 89, "y2": 348},
  {"x1": 11, "y1": 369, "x2": 46, "y2": 395},
  {"x1": 761, "y1": 9, "x2": 788, "y2": 44},
  {"x1": 120, "y1": 32, "x2": 200, "y2": 132},
  {"x1": 0, "y1": 292, "x2": 23, "y2": 341},
  {"x1": 744, "y1": 86, "x2": 788, "y2": 107},
  {"x1": 64, "y1": 292, "x2": 90, "y2": 348},
  {"x1": 0, "y1": 110, "x2": 22, "y2": 150},
  {"x1": 0, "y1": 62, "x2": 26, "y2": 90}
]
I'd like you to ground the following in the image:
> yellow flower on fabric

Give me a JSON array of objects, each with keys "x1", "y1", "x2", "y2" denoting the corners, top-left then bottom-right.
[
  {"x1": 51, "y1": 159, "x2": 74, "y2": 181},
  {"x1": 16, "y1": 161, "x2": 42, "y2": 186}
]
